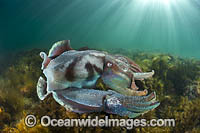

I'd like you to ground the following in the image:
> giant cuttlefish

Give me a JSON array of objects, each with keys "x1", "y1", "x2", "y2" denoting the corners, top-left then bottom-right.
[{"x1": 37, "y1": 40, "x2": 160, "y2": 118}]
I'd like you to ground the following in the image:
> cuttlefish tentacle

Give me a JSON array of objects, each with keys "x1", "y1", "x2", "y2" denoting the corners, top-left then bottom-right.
[{"x1": 52, "y1": 88, "x2": 159, "y2": 118}]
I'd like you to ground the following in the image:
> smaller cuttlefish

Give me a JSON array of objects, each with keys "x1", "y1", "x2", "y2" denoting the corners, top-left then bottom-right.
[{"x1": 37, "y1": 40, "x2": 160, "y2": 118}]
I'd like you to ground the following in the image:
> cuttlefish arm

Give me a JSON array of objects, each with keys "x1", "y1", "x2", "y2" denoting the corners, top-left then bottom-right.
[
  {"x1": 104, "y1": 90, "x2": 160, "y2": 118},
  {"x1": 133, "y1": 70, "x2": 155, "y2": 80},
  {"x1": 101, "y1": 56, "x2": 154, "y2": 96},
  {"x1": 52, "y1": 88, "x2": 160, "y2": 118},
  {"x1": 101, "y1": 68, "x2": 148, "y2": 96},
  {"x1": 130, "y1": 70, "x2": 155, "y2": 91},
  {"x1": 114, "y1": 55, "x2": 155, "y2": 89}
]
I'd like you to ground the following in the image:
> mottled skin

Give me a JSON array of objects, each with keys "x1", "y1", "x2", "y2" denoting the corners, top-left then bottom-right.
[
  {"x1": 37, "y1": 40, "x2": 159, "y2": 118},
  {"x1": 102, "y1": 54, "x2": 152, "y2": 96}
]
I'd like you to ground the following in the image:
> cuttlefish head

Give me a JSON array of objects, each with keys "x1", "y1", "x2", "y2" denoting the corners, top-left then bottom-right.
[{"x1": 101, "y1": 54, "x2": 154, "y2": 95}]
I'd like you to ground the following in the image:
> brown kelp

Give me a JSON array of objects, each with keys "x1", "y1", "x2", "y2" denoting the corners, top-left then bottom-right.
[{"x1": 0, "y1": 48, "x2": 200, "y2": 132}]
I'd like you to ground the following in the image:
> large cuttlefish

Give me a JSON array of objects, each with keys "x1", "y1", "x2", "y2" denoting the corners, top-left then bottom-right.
[{"x1": 37, "y1": 40, "x2": 160, "y2": 118}]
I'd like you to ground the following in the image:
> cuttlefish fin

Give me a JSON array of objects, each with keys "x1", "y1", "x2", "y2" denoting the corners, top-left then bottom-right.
[
  {"x1": 48, "y1": 40, "x2": 73, "y2": 59},
  {"x1": 78, "y1": 46, "x2": 90, "y2": 51}
]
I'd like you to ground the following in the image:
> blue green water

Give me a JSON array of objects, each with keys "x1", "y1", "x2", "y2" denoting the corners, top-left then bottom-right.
[{"x1": 0, "y1": 0, "x2": 200, "y2": 58}]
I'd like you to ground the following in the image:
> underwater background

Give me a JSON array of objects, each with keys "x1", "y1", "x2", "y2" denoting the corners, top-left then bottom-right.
[
  {"x1": 0, "y1": 0, "x2": 200, "y2": 132},
  {"x1": 0, "y1": 0, "x2": 200, "y2": 58}
]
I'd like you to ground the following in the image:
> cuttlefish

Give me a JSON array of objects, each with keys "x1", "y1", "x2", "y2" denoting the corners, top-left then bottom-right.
[{"x1": 37, "y1": 40, "x2": 159, "y2": 118}]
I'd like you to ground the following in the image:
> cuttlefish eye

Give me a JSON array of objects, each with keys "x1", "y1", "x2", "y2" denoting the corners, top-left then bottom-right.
[
  {"x1": 122, "y1": 67, "x2": 128, "y2": 72},
  {"x1": 107, "y1": 62, "x2": 113, "y2": 67}
]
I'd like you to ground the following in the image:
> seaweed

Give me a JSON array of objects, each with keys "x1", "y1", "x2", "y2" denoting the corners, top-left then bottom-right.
[{"x1": 0, "y1": 48, "x2": 200, "y2": 132}]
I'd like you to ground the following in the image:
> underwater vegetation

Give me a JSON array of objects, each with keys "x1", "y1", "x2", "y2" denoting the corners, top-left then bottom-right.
[{"x1": 0, "y1": 48, "x2": 200, "y2": 132}]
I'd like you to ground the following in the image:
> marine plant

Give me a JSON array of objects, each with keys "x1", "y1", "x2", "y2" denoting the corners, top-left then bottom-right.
[{"x1": 0, "y1": 48, "x2": 200, "y2": 132}]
